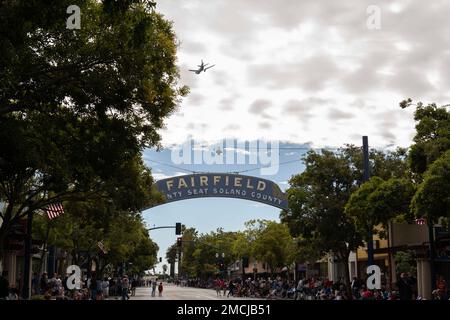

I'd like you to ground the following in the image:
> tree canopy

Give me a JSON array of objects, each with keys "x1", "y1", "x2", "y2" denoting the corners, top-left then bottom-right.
[{"x1": 0, "y1": 0, "x2": 185, "y2": 263}]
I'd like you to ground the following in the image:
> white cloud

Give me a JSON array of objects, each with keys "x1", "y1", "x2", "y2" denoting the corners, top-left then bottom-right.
[
  {"x1": 224, "y1": 147, "x2": 252, "y2": 156},
  {"x1": 156, "y1": 0, "x2": 449, "y2": 149},
  {"x1": 152, "y1": 171, "x2": 186, "y2": 181}
]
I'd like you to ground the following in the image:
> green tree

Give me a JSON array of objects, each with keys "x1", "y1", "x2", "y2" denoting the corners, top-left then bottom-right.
[
  {"x1": 394, "y1": 251, "x2": 417, "y2": 275},
  {"x1": 166, "y1": 243, "x2": 178, "y2": 278},
  {"x1": 179, "y1": 228, "x2": 198, "y2": 278},
  {"x1": 248, "y1": 220, "x2": 295, "y2": 276},
  {"x1": 411, "y1": 150, "x2": 450, "y2": 221},
  {"x1": 0, "y1": 0, "x2": 187, "y2": 126},
  {"x1": 400, "y1": 99, "x2": 450, "y2": 179},
  {"x1": 0, "y1": 115, "x2": 161, "y2": 261},
  {"x1": 128, "y1": 233, "x2": 159, "y2": 276},
  {"x1": 192, "y1": 229, "x2": 239, "y2": 278},
  {"x1": 0, "y1": 0, "x2": 185, "y2": 263},
  {"x1": 282, "y1": 145, "x2": 412, "y2": 298},
  {"x1": 281, "y1": 148, "x2": 364, "y2": 299},
  {"x1": 33, "y1": 200, "x2": 158, "y2": 276},
  {"x1": 345, "y1": 176, "x2": 415, "y2": 242},
  {"x1": 401, "y1": 100, "x2": 449, "y2": 243}
]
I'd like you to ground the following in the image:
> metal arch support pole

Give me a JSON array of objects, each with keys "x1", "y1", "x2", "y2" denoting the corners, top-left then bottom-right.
[
  {"x1": 363, "y1": 136, "x2": 374, "y2": 267},
  {"x1": 147, "y1": 226, "x2": 176, "y2": 231},
  {"x1": 22, "y1": 210, "x2": 33, "y2": 299}
]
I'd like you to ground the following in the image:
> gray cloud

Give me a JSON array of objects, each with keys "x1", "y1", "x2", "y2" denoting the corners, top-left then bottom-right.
[
  {"x1": 283, "y1": 97, "x2": 332, "y2": 122},
  {"x1": 327, "y1": 108, "x2": 355, "y2": 121},
  {"x1": 373, "y1": 109, "x2": 404, "y2": 144},
  {"x1": 247, "y1": 55, "x2": 340, "y2": 91},
  {"x1": 179, "y1": 63, "x2": 199, "y2": 89},
  {"x1": 219, "y1": 105, "x2": 234, "y2": 111},
  {"x1": 186, "y1": 93, "x2": 206, "y2": 106},
  {"x1": 350, "y1": 99, "x2": 372, "y2": 110},
  {"x1": 185, "y1": 122, "x2": 209, "y2": 131},
  {"x1": 212, "y1": 70, "x2": 228, "y2": 86},
  {"x1": 186, "y1": 123, "x2": 196, "y2": 130},
  {"x1": 180, "y1": 40, "x2": 208, "y2": 55},
  {"x1": 349, "y1": 133, "x2": 363, "y2": 141},
  {"x1": 218, "y1": 95, "x2": 239, "y2": 111},
  {"x1": 387, "y1": 67, "x2": 435, "y2": 98},
  {"x1": 248, "y1": 99, "x2": 275, "y2": 120},
  {"x1": 249, "y1": 99, "x2": 271, "y2": 112},
  {"x1": 439, "y1": 54, "x2": 450, "y2": 88},
  {"x1": 223, "y1": 124, "x2": 241, "y2": 131},
  {"x1": 258, "y1": 121, "x2": 272, "y2": 130},
  {"x1": 157, "y1": 0, "x2": 450, "y2": 146},
  {"x1": 163, "y1": 0, "x2": 450, "y2": 99},
  {"x1": 283, "y1": 99, "x2": 315, "y2": 123},
  {"x1": 379, "y1": 130, "x2": 396, "y2": 143}
]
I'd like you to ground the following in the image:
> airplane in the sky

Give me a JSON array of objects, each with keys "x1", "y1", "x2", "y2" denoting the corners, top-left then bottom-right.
[{"x1": 189, "y1": 60, "x2": 215, "y2": 74}]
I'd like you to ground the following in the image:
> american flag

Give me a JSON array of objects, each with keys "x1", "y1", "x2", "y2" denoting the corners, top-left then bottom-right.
[
  {"x1": 415, "y1": 218, "x2": 426, "y2": 225},
  {"x1": 45, "y1": 203, "x2": 64, "y2": 220},
  {"x1": 98, "y1": 241, "x2": 108, "y2": 254}
]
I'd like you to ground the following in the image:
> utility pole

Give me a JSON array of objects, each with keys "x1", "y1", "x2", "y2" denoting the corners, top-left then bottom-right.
[
  {"x1": 22, "y1": 210, "x2": 33, "y2": 299},
  {"x1": 177, "y1": 237, "x2": 182, "y2": 279},
  {"x1": 177, "y1": 248, "x2": 182, "y2": 279},
  {"x1": 363, "y1": 136, "x2": 374, "y2": 266},
  {"x1": 428, "y1": 220, "x2": 437, "y2": 291},
  {"x1": 147, "y1": 223, "x2": 182, "y2": 234}
]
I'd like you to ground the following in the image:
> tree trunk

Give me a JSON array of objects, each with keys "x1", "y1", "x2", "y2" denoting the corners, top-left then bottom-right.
[
  {"x1": 38, "y1": 223, "x2": 52, "y2": 273},
  {"x1": 0, "y1": 221, "x2": 11, "y2": 267},
  {"x1": 0, "y1": 230, "x2": 6, "y2": 272},
  {"x1": 341, "y1": 250, "x2": 353, "y2": 300}
]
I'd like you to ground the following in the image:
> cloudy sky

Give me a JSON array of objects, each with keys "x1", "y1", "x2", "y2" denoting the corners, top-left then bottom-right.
[
  {"x1": 156, "y1": 0, "x2": 450, "y2": 148},
  {"x1": 144, "y1": 0, "x2": 450, "y2": 273}
]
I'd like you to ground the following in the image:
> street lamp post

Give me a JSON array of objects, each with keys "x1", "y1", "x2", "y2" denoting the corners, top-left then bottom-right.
[
  {"x1": 363, "y1": 136, "x2": 374, "y2": 266},
  {"x1": 216, "y1": 252, "x2": 225, "y2": 278},
  {"x1": 22, "y1": 210, "x2": 33, "y2": 300}
]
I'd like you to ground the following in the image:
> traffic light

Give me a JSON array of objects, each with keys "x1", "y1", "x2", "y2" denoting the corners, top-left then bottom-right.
[
  {"x1": 159, "y1": 257, "x2": 162, "y2": 263},
  {"x1": 177, "y1": 237, "x2": 182, "y2": 247},
  {"x1": 175, "y1": 222, "x2": 182, "y2": 235}
]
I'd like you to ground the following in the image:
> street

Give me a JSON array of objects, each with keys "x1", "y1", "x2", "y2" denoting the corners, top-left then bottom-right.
[{"x1": 129, "y1": 284, "x2": 263, "y2": 300}]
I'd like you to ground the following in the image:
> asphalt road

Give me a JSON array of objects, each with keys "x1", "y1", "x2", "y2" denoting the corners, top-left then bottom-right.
[{"x1": 129, "y1": 284, "x2": 262, "y2": 300}]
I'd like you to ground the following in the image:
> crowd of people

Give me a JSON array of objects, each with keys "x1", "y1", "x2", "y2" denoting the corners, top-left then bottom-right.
[
  {"x1": 1, "y1": 269, "x2": 448, "y2": 300},
  {"x1": 179, "y1": 276, "x2": 298, "y2": 299},
  {"x1": 180, "y1": 273, "x2": 449, "y2": 300},
  {"x1": 0, "y1": 270, "x2": 155, "y2": 300}
]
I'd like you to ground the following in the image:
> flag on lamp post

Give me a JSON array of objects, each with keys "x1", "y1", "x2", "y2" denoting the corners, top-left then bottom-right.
[
  {"x1": 45, "y1": 203, "x2": 64, "y2": 220},
  {"x1": 98, "y1": 241, "x2": 108, "y2": 254}
]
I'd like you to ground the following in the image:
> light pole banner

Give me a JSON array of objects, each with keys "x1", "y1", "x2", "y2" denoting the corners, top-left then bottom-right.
[{"x1": 155, "y1": 173, "x2": 288, "y2": 210}]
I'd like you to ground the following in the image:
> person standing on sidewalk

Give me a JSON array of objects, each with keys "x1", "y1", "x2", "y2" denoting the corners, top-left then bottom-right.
[
  {"x1": 158, "y1": 282, "x2": 163, "y2": 297},
  {"x1": 121, "y1": 275, "x2": 130, "y2": 300},
  {"x1": 0, "y1": 271, "x2": 9, "y2": 300},
  {"x1": 131, "y1": 278, "x2": 138, "y2": 296},
  {"x1": 151, "y1": 280, "x2": 157, "y2": 297},
  {"x1": 214, "y1": 278, "x2": 221, "y2": 297},
  {"x1": 102, "y1": 278, "x2": 110, "y2": 298},
  {"x1": 396, "y1": 273, "x2": 413, "y2": 300},
  {"x1": 222, "y1": 280, "x2": 228, "y2": 297},
  {"x1": 39, "y1": 272, "x2": 48, "y2": 295}
]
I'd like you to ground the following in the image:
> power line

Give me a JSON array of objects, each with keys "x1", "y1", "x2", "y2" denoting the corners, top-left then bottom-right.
[
  {"x1": 146, "y1": 159, "x2": 197, "y2": 174},
  {"x1": 232, "y1": 159, "x2": 300, "y2": 174},
  {"x1": 146, "y1": 157, "x2": 301, "y2": 176}
]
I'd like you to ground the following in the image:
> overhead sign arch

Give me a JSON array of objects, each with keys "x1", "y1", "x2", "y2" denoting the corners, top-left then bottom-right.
[{"x1": 154, "y1": 173, "x2": 288, "y2": 210}]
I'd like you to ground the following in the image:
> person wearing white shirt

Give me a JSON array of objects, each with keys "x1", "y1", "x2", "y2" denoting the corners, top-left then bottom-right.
[{"x1": 102, "y1": 278, "x2": 110, "y2": 298}]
